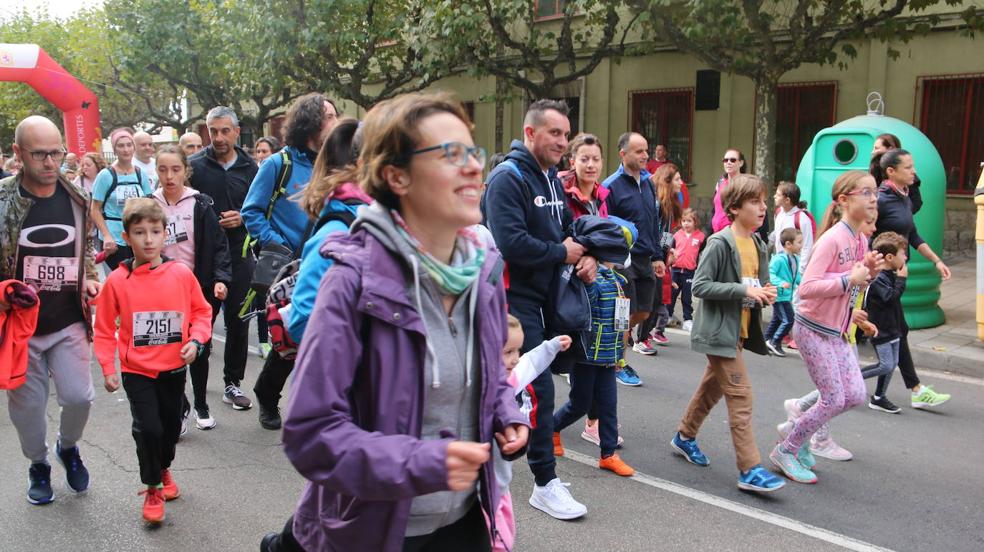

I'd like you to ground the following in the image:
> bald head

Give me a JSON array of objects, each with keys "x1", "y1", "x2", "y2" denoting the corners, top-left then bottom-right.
[
  {"x1": 178, "y1": 132, "x2": 204, "y2": 156},
  {"x1": 133, "y1": 131, "x2": 155, "y2": 163},
  {"x1": 14, "y1": 116, "x2": 62, "y2": 147},
  {"x1": 13, "y1": 116, "x2": 65, "y2": 190}
]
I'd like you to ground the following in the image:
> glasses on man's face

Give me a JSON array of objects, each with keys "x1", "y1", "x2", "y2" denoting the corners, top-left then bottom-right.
[
  {"x1": 26, "y1": 149, "x2": 67, "y2": 163},
  {"x1": 722, "y1": 157, "x2": 739, "y2": 164},
  {"x1": 846, "y1": 188, "x2": 877, "y2": 198},
  {"x1": 412, "y1": 141, "x2": 487, "y2": 168}
]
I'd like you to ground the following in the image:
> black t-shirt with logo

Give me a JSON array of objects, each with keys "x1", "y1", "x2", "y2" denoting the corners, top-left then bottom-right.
[{"x1": 15, "y1": 185, "x2": 85, "y2": 335}]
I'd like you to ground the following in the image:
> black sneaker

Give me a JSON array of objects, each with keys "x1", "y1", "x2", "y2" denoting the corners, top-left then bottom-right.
[
  {"x1": 766, "y1": 340, "x2": 786, "y2": 357},
  {"x1": 56, "y1": 442, "x2": 89, "y2": 493},
  {"x1": 260, "y1": 533, "x2": 280, "y2": 552},
  {"x1": 223, "y1": 384, "x2": 253, "y2": 410},
  {"x1": 259, "y1": 405, "x2": 283, "y2": 430},
  {"x1": 27, "y1": 462, "x2": 54, "y2": 505},
  {"x1": 868, "y1": 395, "x2": 901, "y2": 414}
]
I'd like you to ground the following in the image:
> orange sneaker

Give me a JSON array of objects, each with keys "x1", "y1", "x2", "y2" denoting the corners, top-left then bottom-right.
[
  {"x1": 140, "y1": 486, "x2": 166, "y2": 523},
  {"x1": 161, "y1": 469, "x2": 180, "y2": 501},
  {"x1": 553, "y1": 432, "x2": 565, "y2": 457},
  {"x1": 599, "y1": 454, "x2": 635, "y2": 477}
]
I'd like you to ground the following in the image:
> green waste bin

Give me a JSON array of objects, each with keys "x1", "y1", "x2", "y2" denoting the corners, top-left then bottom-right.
[{"x1": 795, "y1": 114, "x2": 945, "y2": 329}]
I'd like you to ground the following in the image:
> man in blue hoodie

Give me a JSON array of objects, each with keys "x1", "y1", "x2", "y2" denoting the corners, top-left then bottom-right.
[
  {"x1": 482, "y1": 99, "x2": 594, "y2": 521},
  {"x1": 243, "y1": 93, "x2": 338, "y2": 429},
  {"x1": 603, "y1": 132, "x2": 664, "y2": 385}
]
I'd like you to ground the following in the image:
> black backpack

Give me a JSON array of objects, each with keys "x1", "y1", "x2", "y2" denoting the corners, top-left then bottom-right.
[{"x1": 100, "y1": 166, "x2": 144, "y2": 220}]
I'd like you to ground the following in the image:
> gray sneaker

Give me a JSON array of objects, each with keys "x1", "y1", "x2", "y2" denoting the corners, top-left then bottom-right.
[{"x1": 223, "y1": 384, "x2": 253, "y2": 410}]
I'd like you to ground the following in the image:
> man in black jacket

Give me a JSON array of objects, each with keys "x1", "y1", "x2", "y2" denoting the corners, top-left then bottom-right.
[
  {"x1": 188, "y1": 106, "x2": 258, "y2": 412},
  {"x1": 482, "y1": 99, "x2": 594, "y2": 521}
]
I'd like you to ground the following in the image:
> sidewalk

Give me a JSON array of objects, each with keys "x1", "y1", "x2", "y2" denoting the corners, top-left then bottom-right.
[{"x1": 895, "y1": 255, "x2": 984, "y2": 379}]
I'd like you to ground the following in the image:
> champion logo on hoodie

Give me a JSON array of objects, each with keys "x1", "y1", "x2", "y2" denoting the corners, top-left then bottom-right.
[{"x1": 533, "y1": 195, "x2": 565, "y2": 209}]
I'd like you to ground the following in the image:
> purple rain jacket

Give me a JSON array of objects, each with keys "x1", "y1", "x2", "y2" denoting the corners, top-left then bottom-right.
[{"x1": 282, "y1": 220, "x2": 529, "y2": 552}]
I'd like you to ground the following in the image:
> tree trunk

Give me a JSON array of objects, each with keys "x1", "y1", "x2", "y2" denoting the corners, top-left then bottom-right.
[
  {"x1": 752, "y1": 75, "x2": 780, "y2": 188},
  {"x1": 494, "y1": 75, "x2": 506, "y2": 154}
]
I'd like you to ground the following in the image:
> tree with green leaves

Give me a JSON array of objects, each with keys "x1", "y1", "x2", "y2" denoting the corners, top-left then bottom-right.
[
  {"x1": 104, "y1": 0, "x2": 300, "y2": 136},
  {"x1": 629, "y1": 0, "x2": 983, "y2": 186},
  {"x1": 253, "y1": 0, "x2": 464, "y2": 112},
  {"x1": 428, "y1": 0, "x2": 641, "y2": 150}
]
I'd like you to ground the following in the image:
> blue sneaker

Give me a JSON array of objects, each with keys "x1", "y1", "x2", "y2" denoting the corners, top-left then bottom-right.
[
  {"x1": 737, "y1": 465, "x2": 786, "y2": 492},
  {"x1": 615, "y1": 365, "x2": 642, "y2": 386},
  {"x1": 27, "y1": 462, "x2": 54, "y2": 505},
  {"x1": 769, "y1": 444, "x2": 817, "y2": 483},
  {"x1": 56, "y1": 442, "x2": 89, "y2": 493},
  {"x1": 670, "y1": 432, "x2": 709, "y2": 466}
]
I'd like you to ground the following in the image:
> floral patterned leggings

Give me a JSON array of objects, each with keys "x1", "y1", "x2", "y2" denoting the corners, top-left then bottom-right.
[{"x1": 782, "y1": 324, "x2": 867, "y2": 451}]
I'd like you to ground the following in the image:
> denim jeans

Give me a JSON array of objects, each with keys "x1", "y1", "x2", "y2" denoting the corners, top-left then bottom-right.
[
  {"x1": 764, "y1": 301, "x2": 794, "y2": 344},
  {"x1": 862, "y1": 338, "x2": 899, "y2": 398}
]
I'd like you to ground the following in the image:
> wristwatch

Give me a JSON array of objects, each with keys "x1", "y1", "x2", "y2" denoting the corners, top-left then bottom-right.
[{"x1": 190, "y1": 339, "x2": 205, "y2": 359}]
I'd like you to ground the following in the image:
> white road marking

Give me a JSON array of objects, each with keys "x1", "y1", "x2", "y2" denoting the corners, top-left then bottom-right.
[
  {"x1": 562, "y1": 449, "x2": 896, "y2": 552},
  {"x1": 210, "y1": 333, "x2": 260, "y2": 356}
]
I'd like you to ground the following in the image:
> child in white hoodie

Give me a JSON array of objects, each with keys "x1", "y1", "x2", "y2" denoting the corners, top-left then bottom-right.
[{"x1": 489, "y1": 315, "x2": 570, "y2": 551}]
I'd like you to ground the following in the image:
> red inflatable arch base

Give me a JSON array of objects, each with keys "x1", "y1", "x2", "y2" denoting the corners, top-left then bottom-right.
[{"x1": 0, "y1": 43, "x2": 102, "y2": 155}]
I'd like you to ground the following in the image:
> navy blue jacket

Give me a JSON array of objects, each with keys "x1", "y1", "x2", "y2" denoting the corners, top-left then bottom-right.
[
  {"x1": 482, "y1": 140, "x2": 573, "y2": 305},
  {"x1": 603, "y1": 168, "x2": 663, "y2": 261},
  {"x1": 865, "y1": 270, "x2": 908, "y2": 345},
  {"x1": 873, "y1": 183, "x2": 925, "y2": 250}
]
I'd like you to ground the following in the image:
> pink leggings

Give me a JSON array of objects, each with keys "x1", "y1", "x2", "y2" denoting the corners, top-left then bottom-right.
[{"x1": 782, "y1": 325, "x2": 866, "y2": 451}]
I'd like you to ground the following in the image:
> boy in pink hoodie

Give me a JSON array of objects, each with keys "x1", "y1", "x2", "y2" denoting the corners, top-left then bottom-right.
[{"x1": 94, "y1": 198, "x2": 212, "y2": 523}]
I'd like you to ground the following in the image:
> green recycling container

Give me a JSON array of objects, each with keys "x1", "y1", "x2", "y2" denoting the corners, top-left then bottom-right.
[{"x1": 795, "y1": 114, "x2": 945, "y2": 329}]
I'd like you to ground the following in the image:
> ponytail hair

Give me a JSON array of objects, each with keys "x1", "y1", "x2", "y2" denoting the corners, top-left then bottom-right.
[
  {"x1": 817, "y1": 170, "x2": 871, "y2": 237},
  {"x1": 777, "y1": 181, "x2": 807, "y2": 210}
]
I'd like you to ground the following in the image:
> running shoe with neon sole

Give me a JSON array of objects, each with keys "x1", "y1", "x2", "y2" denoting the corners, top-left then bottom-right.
[
  {"x1": 615, "y1": 365, "x2": 642, "y2": 386},
  {"x1": 599, "y1": 454, "x2": 635, "y2": 477},
  {"x1": 650, "y1": 332, "x2": 669, "y2": 346},
  {"x1": 258, "y1": 342, "x2": 272, "y2": 359},
  {"x1": 161, "y1": 469, "x2": 180, "y2": 501},
  {"x1": 140, "y1": 486, "x2": 166, "y2": 524},
  {"x1": 911, "y1": 385, "x2": 951, "y2": 409},
  {"x1": 632, "y1": 339, "x2": 658, "y2": 356},
  {"x1": 769, "y1": 444, "x2": 817, "y2": 483},
  {"x1": 670, "y1": 432, "x2": 709, "y2": 467},
  {"x1": 580, "y1": 420, "x2": 624, "y2": 448},
  {"x1": 737, "y1": 465, "x2": 786, "y2": 493},
  {"x1": 809, "y1": 435, "x2": 853, "y2": 461}
]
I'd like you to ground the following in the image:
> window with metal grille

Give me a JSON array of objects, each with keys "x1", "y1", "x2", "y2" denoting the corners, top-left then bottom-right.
[
  {"x1": 536, "y1": 0, "x2": 567, "y2": 19},
  {"x1": 629, "y1": 89, "x2": 693, "y2": 180},
  {"x1": 775, "y1": 82, "x2": 837, "y2": 183},
  {"x1": 918, "y1": 75, "x2": 984, "y2": 194}
]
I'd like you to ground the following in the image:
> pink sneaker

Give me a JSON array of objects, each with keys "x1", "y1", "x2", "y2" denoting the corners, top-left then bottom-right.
[
  {"x1": 783, "y1": 398, "x2": 804, "y2": 422},
  {"x1": 809, "y1": 435, "x2": 853, "y2": 461},
  {"x1": 650, "y1": 332, "x2": 669, "y2": 345},
  {"x1": 581, "y1": 421, "x2": 624, "y2": 447}
]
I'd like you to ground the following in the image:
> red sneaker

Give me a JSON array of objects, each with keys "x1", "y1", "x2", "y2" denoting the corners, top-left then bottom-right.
[
  {"x1": 140, "y1": 486, "x2": 166, "y2": 523},
  {"x1": 161, "y1": 469, "x2": 180, "y2": 501},
  {"x1": 553, "y1": 432, "x2": 565, "y2": 457},
  {"x1": 783, "y1": 336, "x2": 798, "y2": 350},
  {"x1": 599, "y1": 454, "x2": 635, "y2": 477}
]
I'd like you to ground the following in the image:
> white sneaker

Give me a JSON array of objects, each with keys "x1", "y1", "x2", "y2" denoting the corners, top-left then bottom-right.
[
  {"x1": 783, "y1": 398, "x2": 804, "y2": 422},
  {"x1": 681, "y1": 320, "x2": 693, "y2": 332},
  {"x1": 529, "y1": 479, "x2": 587, "y2": 520},
  {"x1": 195, "y1": 407, "x2": 216, "y2": 430}
]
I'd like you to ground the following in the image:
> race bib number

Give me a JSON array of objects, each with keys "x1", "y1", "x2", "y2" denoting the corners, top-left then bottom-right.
[
  {"x1": 116, "y1": 185, "x2": 141, "y2": 208},
  {"x1": 741, "y1": 277, "x2": 761, "y2": 309},
  {"x1": 164, "y1": 215, "x2": 189, "y2": 246},
  {"x1": 23, "y1": 256, "x2": 79, "y2": 292},
  {"x1": 614, "y1": 296, "x2": 631, "y2": 332},
  {"x1": 132, "y1": 311, "x2": 184, "y2": 347}
]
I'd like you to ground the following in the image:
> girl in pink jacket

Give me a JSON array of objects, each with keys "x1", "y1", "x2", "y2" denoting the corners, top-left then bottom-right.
[{"x1": 769, "y1": 170, "x2": 882, "y2": 484}]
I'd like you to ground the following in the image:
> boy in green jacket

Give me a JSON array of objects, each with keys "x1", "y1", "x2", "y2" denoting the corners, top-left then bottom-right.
[{"x1": 669, "y1": 174, "x2": 786, "y2": 493}]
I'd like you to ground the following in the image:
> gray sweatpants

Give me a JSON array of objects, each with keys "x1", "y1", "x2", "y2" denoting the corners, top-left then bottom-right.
[{"x1": 7, "y1": 322, "x2": 95, "y2": 463}]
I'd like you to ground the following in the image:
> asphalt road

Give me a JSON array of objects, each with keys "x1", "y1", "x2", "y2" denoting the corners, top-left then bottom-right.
[{"x1": 1, "y1": 325, "x2": 981, "y2": 552}]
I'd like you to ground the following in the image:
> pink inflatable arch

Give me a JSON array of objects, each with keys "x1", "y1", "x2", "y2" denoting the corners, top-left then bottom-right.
[{"x1": 0, "y1": 43, "x2": 101, "y2": 154}]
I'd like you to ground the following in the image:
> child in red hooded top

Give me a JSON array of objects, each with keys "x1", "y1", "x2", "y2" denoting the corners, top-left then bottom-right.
[{"x1": 94, "y1": 198, "x2": 211, "y2": 525}]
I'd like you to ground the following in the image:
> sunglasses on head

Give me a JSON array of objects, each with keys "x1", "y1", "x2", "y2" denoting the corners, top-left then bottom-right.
[{"x1": 722, "y1": 157, "x2": 739, "y2": 163}]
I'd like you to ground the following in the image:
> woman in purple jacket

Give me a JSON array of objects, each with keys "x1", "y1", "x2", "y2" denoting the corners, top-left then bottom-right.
[{"x1": 261, "y1": 93, "x2": 530, "y2": 552}]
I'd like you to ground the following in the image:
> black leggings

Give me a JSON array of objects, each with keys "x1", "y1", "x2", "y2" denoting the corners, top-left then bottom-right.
[{"x1": 122, "y1": 367, "x2": 186, "y2": 485}]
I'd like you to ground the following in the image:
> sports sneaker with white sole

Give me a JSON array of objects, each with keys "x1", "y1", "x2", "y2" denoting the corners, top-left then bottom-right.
[
  {"x1": 195, "y1": 406, "x2": 216, "y2": 430},
  {"x1": 223, "y1": 384, "x2": 252, "y2": 410},
  {"x1": 809, "y1": 434, "x2": 853, "y2": 461},
  {"x1": 529, "y1": 479, "x2": 587, "y2": 520}
]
